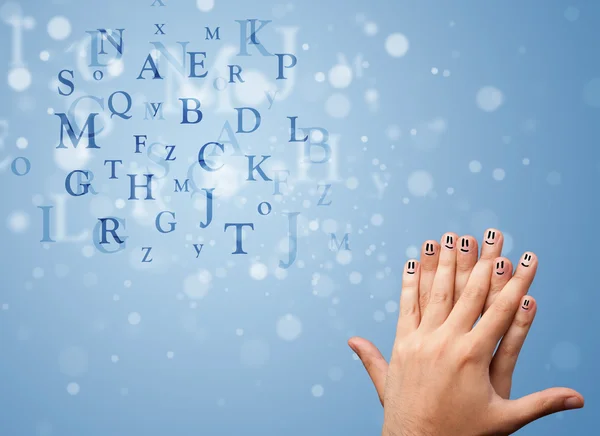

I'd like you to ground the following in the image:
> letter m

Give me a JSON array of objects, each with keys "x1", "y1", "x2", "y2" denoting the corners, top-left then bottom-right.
[
  {"x1": 174, "y1": 178, "x2": 190, "y2": 193},
  {"x1": 329, "y1": 233, "x2": 350, "y2": 251},
  {"x1": 55, "y1": 113, "x2": 100, "y2": 149},
  {"x1": 205, "y1": 27, "x2": 220, "y2": 40}
]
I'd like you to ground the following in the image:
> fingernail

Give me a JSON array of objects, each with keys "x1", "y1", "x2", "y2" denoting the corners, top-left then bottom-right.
[{"x1": 564, "y1": 397, "x2": 583, "y2": 409}]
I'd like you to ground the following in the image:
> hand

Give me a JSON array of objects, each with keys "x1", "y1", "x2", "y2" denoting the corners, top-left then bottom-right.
[
  {"x1": 351, "y1": 231, "x2": 584, "y2": 435},
  {"x1": 349, "y1": 231, "x2": 531, "y2": 403}
]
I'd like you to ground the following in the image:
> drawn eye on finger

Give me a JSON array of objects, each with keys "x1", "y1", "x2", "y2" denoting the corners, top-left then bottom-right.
[
  {"x1": 521, "y1": 253, "x2": 533, "y2": 267},
  {"x1": 485, "y1": 230, "x2": 496, "y2": 245},
  {"x1": 460, "y1": 238, "x2": 470, "y2": 253},
  {"x1": 444, "y1": 235, "x2": 454, "y2": 249},
  {"x1": 495, "y1": 260, "x2": 505, "y2": 275},
  {"x1": 406, "y1": 261, "x2": 417, "y2": 274}
]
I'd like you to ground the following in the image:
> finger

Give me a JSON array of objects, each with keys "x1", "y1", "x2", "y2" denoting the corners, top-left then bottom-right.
[
  {"x1": 490, "y1": 296, "x2": 537, "y2": 399},
  {"x1": 484, "y1": 257, "x2": 513, "y2": 313},
  {"x1": 397, "y1": 259, "x2": 421, "y2": 337},
  {"x1": 453, "y1": 235, "x2": 478, "y2": 303},
  {"x1": 497, "y1": 388, "x2": 584, "y2": 434},
  {"x1": 418, "y1": 240, "x2": 440, "y2": 313},
  {"x1": 348, "y1": 337, "x2": 388, "y2": 405},
  {"x1": 474, "y1": 252, "x2": 538, "y2": 354},
  {"x1": 420, "y1": 233, "x2": 457, "y2": 330},
  {"x1": 447, "y1": 243, "x2": 496, "y2": 332},
  {"x1": 480, "y1": 228, "x2": 503, "y2": 259}
]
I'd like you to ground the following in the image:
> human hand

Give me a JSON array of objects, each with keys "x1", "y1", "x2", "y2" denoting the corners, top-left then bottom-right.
[
  {"x1": 350, "y1": 230, "x2": 584, "y2": 435},
  {"x1": 349, "y1": 230, "x2": 531, "y2": 403}
]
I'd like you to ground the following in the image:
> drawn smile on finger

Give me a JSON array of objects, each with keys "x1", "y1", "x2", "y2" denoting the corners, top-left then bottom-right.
[
  {"x1": 407, "y1": 261, "x2": 416, "y2": 274},
  {"x1": 485, "y1": 230, "x2": 496, "y2": 245},
  {"x1": 521, "y1": 299, "x2": 531, "y2": 310},
  {"x1": 460, "y1": 238, "x2": 470, "y2": 253},
  {"x1": 521, "y1": 253, "x2": 533, "y2": 267},
  {"x1": 495, "y1": 260, "x2": 505, "y2": 275},
  {"x1": 444, "y1": 235, "x2": 454, "y2": 250},
  {"x1": 424, "y1": 243, "x2": 435, "y2": 256}
]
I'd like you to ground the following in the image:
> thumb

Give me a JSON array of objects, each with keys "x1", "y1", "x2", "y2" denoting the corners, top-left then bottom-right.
[
  {"x1": 499, "y1": 387, "x2": 584, "y2": 433},
  {"x1": 348, "y1": 336, "x2": 388, "y2": 405}
]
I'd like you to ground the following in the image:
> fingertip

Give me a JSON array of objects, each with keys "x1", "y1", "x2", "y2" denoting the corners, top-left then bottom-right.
[
  {"x1": 493, "y1": 256, "x2": 512, "y2": 276},
  {"x1": 404, "y1": 259, "x2": 419, "y2": 276},
  {"x1": 518, "y1": 251, "x2": 538, "y2": 269},
  {"x1": 347, "y1": 336, "x2": 378, "y2": 355},
  {"x1": 519, "y1": 295, "x2": 536, "y2": 314},
  {"x1": 441, "y1": 232, "x2": 459, "y2": 250},
  {"x1": 564, "y1": 396, "x2": 584, "y2": 410}
]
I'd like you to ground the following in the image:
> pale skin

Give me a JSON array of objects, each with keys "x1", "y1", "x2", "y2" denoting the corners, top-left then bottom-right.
[{"x1": 348, "y1": 229, "x2": 584, "y2": 435}]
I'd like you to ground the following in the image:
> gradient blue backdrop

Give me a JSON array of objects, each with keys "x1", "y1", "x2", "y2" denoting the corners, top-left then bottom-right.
[{"x1": 0, "y1": 0, "x2": 597, "y2": 435}]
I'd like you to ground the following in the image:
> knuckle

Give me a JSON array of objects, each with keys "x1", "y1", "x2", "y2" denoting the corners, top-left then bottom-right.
[
  {"x1": 400, "y1": 303, "x2": 418, "y2": 318},
  {"x1": 513, "y1": 316, "x2": 532, "y2": 329},
  {"x1": 498, "y1": 342, "x2": 520, "y2": 359},
  {"x1": 438, "y1": 256, "x2": 454, "y2": 268},
  {"x1": 458, "y1": 337, "x2": 482, "y2": 364},
  {"x1": 511, "y1": 273, "x2": 529, "y2": 287},
  {"x1": 536, "y1": 397, "x2": 555, "y2": 414},
  {"x1": 459, "y1": 286, "x2": 480, "y2": 303},
  {"x1": 429, "y1": 291, "x2": 450, "y2": 305},
  {"x1": 421, "y1": 262, "x2": 437, "y2": 272},
  {"x1": 492, "y1": 297, "x2": 515, "y2": 316},
  {"x1": 456, "y1": 260, "x2": 474, "y2": 272}
]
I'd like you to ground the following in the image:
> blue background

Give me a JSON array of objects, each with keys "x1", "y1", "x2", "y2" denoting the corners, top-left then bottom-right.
[{"x1": 0, "y1": 0, "x2": 597, "y2": 434}]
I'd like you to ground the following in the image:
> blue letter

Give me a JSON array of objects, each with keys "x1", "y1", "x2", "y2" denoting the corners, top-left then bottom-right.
[{"x1": 224, "y1": 222, "x2": 254, "y2": 254}]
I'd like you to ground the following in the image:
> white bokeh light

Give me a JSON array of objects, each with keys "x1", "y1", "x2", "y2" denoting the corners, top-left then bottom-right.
[
  {"x1": 7, "y1": 211, "x2": 29, "y2": 233},
  {"x1": 492, "y1": 168, "x2": 505, "y2": 181},
  {"x1": 583, "y1": 78, "x2": 600, "y2": 108},
  {"x1": 407, "y1": 170, "x2": 434, "y2": 197},
  {"x1": 385, "y1": 33, "x2": 409, "y2": 57},
  {"x1": 276, "y1": 314, "x2": 302, "y2": 341},
  {"x1": 564, "y1": 6, "x2": 579, "y2": 22},
  {"x1": 66, "y1": 382, "x2": 80, "y2": 396},
  {"x1": 197, "y1": 0, "x2": 215, "y2": 12},
  {"x1": 476, "y1": 86, "x2": 504, "y2": 112},
  {"x1": 16, "y1": 137, "x2": 28, "y2": 149},
  {"x1": 183, "y1": 270, "x2": 212, "y2": 299},
  {"x1": 502, "y1": 232, "x2": 514, "y2": 255},
  {"x1": 328, "y1": 64, "x2": 353, "y2": 89},
  {"x1": 249, "y1": 263, "x2": 268, "y2": 280},
  {"x1": 311, "y1": 384, "x2": 324, "y2": 397},
  {"x1": 107, "y1": 59, "x2": 124, "y2": 77},
  {"x1": 370, "y1": 214, "x2": 384, "y2": 226},
  {"x1": 312, "y1": 273, "x2": 335, "y2": 297},
  {"x1": 325, "y1": 93, "x2": 351, "y2": 118},
  {"x1": 469, "y1": 160, "x2": 482, "y2": 173},
  {"x1": 405, "y1": 245, "x2": 419, "y2": 258},
  {"x1": 547, "y1": 171, "x2": 562, "y2": 186},
  {"x1": 349, "y1": 271, "x2": 362, "y2": 285},
  {"x1": 128, "y1": 312, "x2": 141, "y2": 325},
  {"x1": 47, "y1": 16, "x2": 71, "y2": 40},
  {"x1": 8, "y1": 67, "x2": 31, "y2": 91}
]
